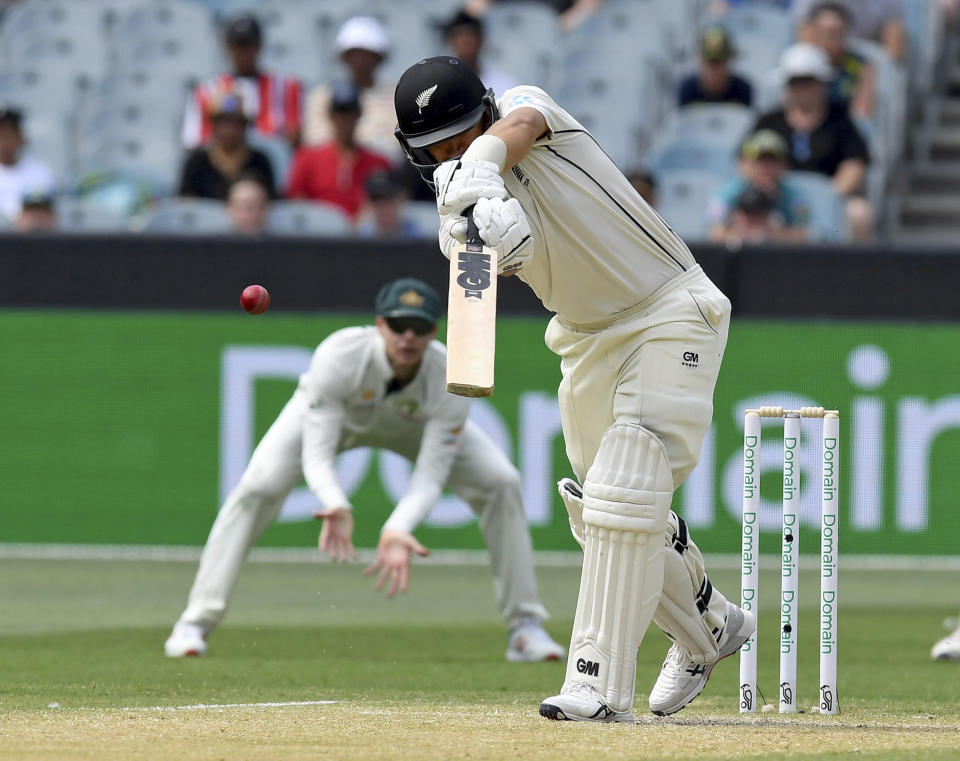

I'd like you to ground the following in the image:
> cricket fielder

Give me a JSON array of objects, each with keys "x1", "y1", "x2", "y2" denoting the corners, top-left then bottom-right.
[
  {"x1": 393, "y1": 57, "x2": 756, "y2": 720},
  {"x1": 164, "y1": 277, "x2": 564, "y2": 663}
]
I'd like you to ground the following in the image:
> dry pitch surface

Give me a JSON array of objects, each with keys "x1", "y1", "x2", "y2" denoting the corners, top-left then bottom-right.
[{"x1": 5, "y1": 703, "x2": 960, "y2": 761}]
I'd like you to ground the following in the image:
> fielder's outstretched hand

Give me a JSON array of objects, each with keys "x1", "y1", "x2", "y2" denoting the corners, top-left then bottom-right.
[
  {"x1": 315, "y1": 507, "x2": 357, "y2": 562},
  {"x1": 364, "y1": 530, "x2": 430, "y2": 597}
]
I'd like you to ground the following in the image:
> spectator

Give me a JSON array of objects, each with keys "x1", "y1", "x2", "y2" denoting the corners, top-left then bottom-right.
[
  {"x1": 179, "y1": 90, "x2": 276, "y2": 201},
  {"x1": 182, "y1": 13, "x2": 302, "y2": 149},
  {"x1": 12, "y1": 189, "x2": 56, "y2": 232},
  {"x1": 708, "y1": 129, "x2": 810, "y2": 244},
  {"x1": 287, "y1": 83, "x2": 391, "y2": 221},
  {"x1": 627, "y1": 168, "x2": 658, "y2": 208},
  {"x1": 226, "y1": 175, "x2": 270, "y2": 235},
  {"x1": 442, "y1": 10, "x2": 517, "y2": 97},
  {"x1": 795, "y1": 0, "x2": 906, "y2": 63},
  {"x1": 753, "y1": 43, "x2": 872, "y2": 239},
  {"x1": 678, "y1": 27, "x2": 753, "y2": 108},
  {"x1": 807, "y1": 2, "x2": 875, "y2": 120},
  {"x1": 0, "y1": 105, "x2": 56, "y2": 223},
  {"x1": 303, "y1": 17, "x2": 398, "y2": 157},
  {"x1": 357, "y1": 170, "x2": 422, "y2": 238}
]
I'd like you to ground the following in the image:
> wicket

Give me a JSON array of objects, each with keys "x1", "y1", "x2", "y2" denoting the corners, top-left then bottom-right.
[{"x1": 739, "y1": 406, "x2": 839, "y2": 715}]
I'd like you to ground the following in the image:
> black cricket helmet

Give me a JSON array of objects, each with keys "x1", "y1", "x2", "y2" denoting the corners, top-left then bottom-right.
[{"x1": 394, "y1": 56, "x2": 498, "y2": 186}]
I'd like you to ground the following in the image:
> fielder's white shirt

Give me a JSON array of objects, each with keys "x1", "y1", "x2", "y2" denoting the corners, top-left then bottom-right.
[
  {"x1": 296, "y1": 326, "x2": 470, "y2": 533},
  {"x1": 497, "y1": 86, "x2": 696, "y2": 325},
  {"x1": 0, "y1": 156, "x2": 56, "y2": 220}
]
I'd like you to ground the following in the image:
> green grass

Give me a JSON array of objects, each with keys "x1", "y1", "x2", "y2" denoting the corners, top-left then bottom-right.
[{"x1": 2, "y1": 558, "x2": 960, "y2": 760}]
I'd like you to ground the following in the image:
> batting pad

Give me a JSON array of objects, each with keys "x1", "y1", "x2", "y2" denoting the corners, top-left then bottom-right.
[
  {"x1": 655, "y1": 511, "x2": 730, "y2": 663},
  {"x1": 562, "y1": 423, "x2": 673, "y2": 711}
]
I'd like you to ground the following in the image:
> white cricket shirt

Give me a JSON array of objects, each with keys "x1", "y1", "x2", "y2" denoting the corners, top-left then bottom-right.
[
  {"x1": 497, "y1": 86, "x2": 696, "y2": 326},
  {"x1": 295, "y1": 326, "x2": 469, "y2": 534}
]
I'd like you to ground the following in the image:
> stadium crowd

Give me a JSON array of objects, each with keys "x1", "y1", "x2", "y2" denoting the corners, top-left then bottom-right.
[{"x1": 0, "y1": 0, "x2": 953, "y2": 242}]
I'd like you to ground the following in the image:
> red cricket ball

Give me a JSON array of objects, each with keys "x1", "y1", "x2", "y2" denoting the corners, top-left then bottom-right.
[{"x1": 241, "y1": 284, "x2": 271, "y2": 314}]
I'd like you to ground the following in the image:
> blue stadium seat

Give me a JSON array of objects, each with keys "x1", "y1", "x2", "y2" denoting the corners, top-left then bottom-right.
[
  {"x1": 247, "y1": 132, "x2": 293, "y2": 191},
  {"x1": 483, "y1": 2, "x2": 561, "y2": 90},
  {"x1": 654, "y1": 169, "x2": 722, "y2": 241},
  {"x1": 71, "y1": 167, "x2": 169, "y2": 217},
  {"x1": 646, "y1": 136, "x2": 739, "y2": 178},
  {"x1": 56, "y1": 197, "x2": 129, "y2": 232},
  {"x1": 76, "y1": 136, "x2": 183, "y2": 193},
  {"x1": 113, "y1": 2, "x2": 219, "y2": 80},
  {"x1": 137, "y1": 197, "x2": 233, "y2": 234},
  {"x1": 785, "y1": 171, "x2": 849, "y2": 242},
  {"x1": 256, "y1": 3, "x2": 327, "y2": 82},
  {"x1": 266, "y1": 200, "x2": 352, "y2": 236},
  {"x1": 668, "y1": 104, "x2": 755, "y2": 150},
  {"x1": 401, "y1": 200, "x2": 439, "y2": 238}
]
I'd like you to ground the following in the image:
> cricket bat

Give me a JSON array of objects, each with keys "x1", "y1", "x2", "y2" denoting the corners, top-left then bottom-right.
[{"x1": 446, "y1": 205, "x2": 497, "y2": 397}]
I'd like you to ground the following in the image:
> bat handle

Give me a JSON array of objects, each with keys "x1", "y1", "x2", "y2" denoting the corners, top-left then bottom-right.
[{"x1": 462, "y1": 204, "x2": 481, "y2": 246}]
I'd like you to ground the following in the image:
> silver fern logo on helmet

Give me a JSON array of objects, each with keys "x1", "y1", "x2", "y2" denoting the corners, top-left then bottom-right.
[{"x1": 415, "y1": 84, "x2": 438, "y2": 115}]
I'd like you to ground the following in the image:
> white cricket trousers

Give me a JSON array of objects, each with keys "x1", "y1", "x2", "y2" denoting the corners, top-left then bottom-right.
[
  {"x1": 180, "y1": 409, "x2": 548, "y2": 632},
  {"x1": 545, "y1": 264, "x2": 733, "y2": 638}
]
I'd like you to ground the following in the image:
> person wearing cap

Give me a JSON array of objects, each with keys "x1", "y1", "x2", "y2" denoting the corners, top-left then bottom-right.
[
  {"x1": 179, "y1": 88, "x2": 276, "y2": 201},
  {"x1": 303, "y1": 16, "x2": 399, "y2": 158},
  {"x1": 357, "y1": 170, "x2": 423, "y2": 238},
  {"x1": 707, "y1": 129, "x2": 810, "y2": 244},
  {"x1": 13, "y1": 188, "x2": 56, "y2": 232},
  {"x1": 677, "y1": 26, "x2": 752, "y2": 108},
  {"x1": 0, "y1": 105, "x2": 56, "y2": 223},
  {"x1": 443, "y1": 9, "x2": 516, "y2": 101},
  {"x1": 394, "y1": 57, "x2": 753, "y2": 723},
  {"x1": 806, "y1": 2, "x2": 875, "y2": 120},
  {"x1": 164, "y1": 277, "x2": 566, "y2": 664},
  {"x1": 181, "y1": 12, "x2": 303, "y2": 150},
  {"x1": 287, "y1": 82, "x2": 391, "y2": 220},
  {"x1": 753, "y1": 42, "x2": 872, "y2": 239}
]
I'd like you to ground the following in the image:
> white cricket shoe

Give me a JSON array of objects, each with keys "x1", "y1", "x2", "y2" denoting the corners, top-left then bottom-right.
[
  {"x1": 163, "y1": 621, "x2": 208, "y2": 658},
  {"x1": 539, "y1": 682, "x2": 635, "y2": 722},
  {"x1": 649, "y1": 602, "x2": 756, "y2": 716},
  {"x1": 931, "y1": 626, "x2": 960, "y2": 660},
  {"x1": 506, "y1": 619, "x2": 566, "y2": 662}
]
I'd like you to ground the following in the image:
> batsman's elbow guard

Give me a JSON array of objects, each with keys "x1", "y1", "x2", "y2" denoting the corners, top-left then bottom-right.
[
  {"x1": 557, "y1": 477, "x2": 586, "y2": 549},
  {"x1": 582, "y1": 422, "x2": 674, "y2": 534},
  {"x1": 473, "y1": 196, "x2": 534, "y2": 274},
  {"x1": 438, "y1": 213, "x2": 467, "y2": 261}
]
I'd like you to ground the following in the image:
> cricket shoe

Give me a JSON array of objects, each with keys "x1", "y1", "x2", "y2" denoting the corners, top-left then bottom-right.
[
  {"x1": 163, "y1": 621, "x2": 208, "y2": 657},
  {"x1": 506, "y1": 619, "x2": 566, "y2": 662},
  {"x1": 539, "y1": 682, "x2": 635, "y2": 722},
  {"x1": 931, "y1": 625, "x2": 960, "y2": 660},
  {"x1": 648, "y1": 602, "x2": 756, "y2": 716}
]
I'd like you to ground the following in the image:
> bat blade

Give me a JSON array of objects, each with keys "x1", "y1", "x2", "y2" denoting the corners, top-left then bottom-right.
[{"x1": 446, "y1": 210, "x2": 497, "y2": 397}]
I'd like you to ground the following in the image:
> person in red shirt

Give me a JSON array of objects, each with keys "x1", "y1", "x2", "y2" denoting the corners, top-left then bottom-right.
[
  {"x1": 182, "y1": 13, "x2": 302, "y2": 149},
  {"x1": 286, "y1": 83, "x2": 391, "y2": 221}
]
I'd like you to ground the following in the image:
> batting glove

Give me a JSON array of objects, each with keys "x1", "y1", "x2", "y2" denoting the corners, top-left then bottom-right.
[
  {"x1": 474, "y1": 196, "x2": 534, "y2": 274},
  {"x1": 438, "y1": 213, "x2": 467, "y2": 261},
  {"x1": 434, "y1": 158, "x2": 507, "y2": 217},
  {"x1": 557, "y1": 478, "x2": 586, "y2": 550}
]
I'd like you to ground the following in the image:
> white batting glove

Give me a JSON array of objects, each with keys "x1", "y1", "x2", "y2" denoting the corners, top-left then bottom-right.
[
  {"x1": 438, "y1": 213, "x2": 467, "y2": 261},
  {"x1": 434, "y1": 158, "x2": 507, "y2": 217},
  {"x1": 474, "y1": 196, "x2": 534, "y2": 274}
]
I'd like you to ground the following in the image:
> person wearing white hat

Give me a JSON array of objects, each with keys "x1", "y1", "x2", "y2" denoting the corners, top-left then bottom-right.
[
  {"x1": 752, "y1": 42, "x2": 872, "y2": 240},
  {"x1": 303, "y1": 16, "x2": 400, "y2": 158}
]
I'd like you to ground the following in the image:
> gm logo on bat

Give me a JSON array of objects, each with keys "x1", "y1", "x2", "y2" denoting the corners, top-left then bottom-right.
[{"x1": 456, "y1": 249, "x2": 492, "y2": 300}]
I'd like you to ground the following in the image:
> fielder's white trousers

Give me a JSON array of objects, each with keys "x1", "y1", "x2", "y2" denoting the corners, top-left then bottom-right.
[
  {"x1": 546, "y1": 264, "x2": 733, "y2": 642},
  {"x1": 180, "y1": 407, "x2": 548, "y2": 632}
]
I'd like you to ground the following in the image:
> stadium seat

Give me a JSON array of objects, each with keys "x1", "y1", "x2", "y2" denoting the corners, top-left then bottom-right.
[
  {"x1": 715, "y1": 5, "x2": 794, "y2": 52},
  {"x1": 402, "y1": 201, "x2": 439, "y2": 238},
  {"x1": 76, "y1": 136, "x2": 183, "y2": 194},
  {"x1": 266, "y1": 200, "x2": 352, "y2": 236},
  {"x1": 71, "y1": 167, "x2": 169, "y2": 217},
  {"x1": 785, "y1": 171, "x2": 849, "y2": 242},
  {"x1": 55, "y1": 197, "x2": 129, "y2": 232},
  {"x1": 137, "y1": 198, "x2": 233, "y2": 234},
  {"x1": 22, "y1": 116, "x2": 72, "y2": 181},
  {"x1": 113, "y1": 2, "x2": 220, "y2": 81},
  {"x1": 646, "y1": 136, "x2": 739, "y2": 178},
  {"x1": 668, "y1": 104, "x2": 755, "y2": 150},
  {"x1": 483, "y1": 2, "x2": 561, "y2": 90},
  {"x1": 257, "y1": 3, "x2": 327, "y2": 82},
  {"x1": 654, "y1": 169, "x2": 721, "y2": 241},
  {"x1": 248, "y1": 132, "x2": 293, "y2": 190}
]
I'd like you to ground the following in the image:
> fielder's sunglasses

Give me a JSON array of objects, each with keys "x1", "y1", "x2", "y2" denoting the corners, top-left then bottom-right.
[{"x1": 385, "y1": 316, "x2": 434, "y2": 336}]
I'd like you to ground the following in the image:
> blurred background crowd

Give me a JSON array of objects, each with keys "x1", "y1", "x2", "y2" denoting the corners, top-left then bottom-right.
[{"x1": 0, "y1": 0, "x2": 955, "y2": 244}]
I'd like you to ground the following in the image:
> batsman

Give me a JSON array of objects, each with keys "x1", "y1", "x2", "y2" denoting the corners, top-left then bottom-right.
[{"x1": 394, "y1": 57, "x2": 756, "y2": 720}]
